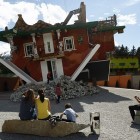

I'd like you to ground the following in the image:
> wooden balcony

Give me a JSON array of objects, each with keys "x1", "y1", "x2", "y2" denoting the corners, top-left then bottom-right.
[{"x1": 33, "y1": 53, "x2": 65, "y2": 61}]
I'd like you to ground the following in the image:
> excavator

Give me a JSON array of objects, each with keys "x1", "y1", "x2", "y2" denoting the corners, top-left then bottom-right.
[{"x1": 61, "y1": 2, "x2": 86, "y2": 25}]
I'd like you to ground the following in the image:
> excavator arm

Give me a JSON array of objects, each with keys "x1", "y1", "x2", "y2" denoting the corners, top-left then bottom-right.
[
  {"x1": 61, "y1": 2, "x2": 86, "y2": 25},
  {"x1": 62, "y1": 8, "x2": 81, "y2": 25}
]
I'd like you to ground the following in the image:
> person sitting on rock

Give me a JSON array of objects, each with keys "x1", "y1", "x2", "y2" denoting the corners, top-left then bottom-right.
[
  {"x1": 35, "y1": 89, "x2": 51, "y2": 120},
  {"x1": 19, "y1": 89, "x2": 37, "y2": 120},
  {"x1": 60, "y1": 103, "x2": 78, "y2": 123},
  {"x1": 129, "y1": 96, "x2": 140, "y2": 121}
]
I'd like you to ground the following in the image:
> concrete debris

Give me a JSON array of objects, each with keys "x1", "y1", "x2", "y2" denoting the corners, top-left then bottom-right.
[{"x1": 10, "y1": 75, "x2": 98, "y2": 102}]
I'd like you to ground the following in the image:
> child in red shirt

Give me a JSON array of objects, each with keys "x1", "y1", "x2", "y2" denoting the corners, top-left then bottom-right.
[
  {"x1": 47, "y1": 71, "x2": 51, "y2": 84},
  {"x1": 55, "y1": 83, "x2": 62, "y2": 103}
]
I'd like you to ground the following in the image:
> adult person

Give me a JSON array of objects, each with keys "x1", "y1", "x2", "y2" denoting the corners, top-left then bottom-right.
[
  {"x1": 55, "y1": 83, "x2": 62, "y2": 103},
  {"x1": 60, "y1": 103, "x2": 78, "y2": 123},
  {"x1": 35, "y1": 89, "x2": 51, "y2": 120},
  {"x1": 129, "y1": 96, "x2": 140, "y2": 121},
  {"x1": 19, "y1": 89, "x2": 37, "y2": 120}
]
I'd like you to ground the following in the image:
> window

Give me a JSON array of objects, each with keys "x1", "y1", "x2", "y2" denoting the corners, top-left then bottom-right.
[
  {"x1": 24, "y1": 42, "x2": 34, "y2": 57},
  {"x1": 43, "y1": 33, "x2": 54, "y2": 54},
  {"x1": 63, "y1": 36, "x2": 75, "y2": 51},
  {"x1": 130, "y1": 62, "x2": 136, "y2": 66},
  {"x1": 47, "y1": 42, "x2": 51, "y2": 52},
  {"x1": 119, "y1": 63, "x2": 125, "y2": 66}
]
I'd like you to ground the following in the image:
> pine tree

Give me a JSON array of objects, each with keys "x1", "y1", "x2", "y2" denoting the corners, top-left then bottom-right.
[
  {"x1": 136, "y1": 47, "x2": 140, "y2": 58},
  {"x1": 119, "y1": 44, "x2": 126, "y2": 57},
  {"x1": 113, "y1": 46, "x2": 120, "y2": 57},
  {"x1": 124, "y1": 46, "x2": 129, "y2": 56},
  {"x1": 129, "y1": 45, "x2": 136, "y2": 57}
]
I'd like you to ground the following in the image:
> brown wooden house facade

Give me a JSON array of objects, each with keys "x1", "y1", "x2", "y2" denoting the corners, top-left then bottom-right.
[{"x1": 0, "y1": 2, "x2": 125, "y2": 83}]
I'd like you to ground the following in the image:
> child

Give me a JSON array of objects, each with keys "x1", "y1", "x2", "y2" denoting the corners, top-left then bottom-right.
[
  {"x1": 47, "y1": 71, "x2": 51, "y2": 84},
  {"x1": 55, "y1": 83, "x2": 62, "y2": 103},
  {"x1": 60, "y1": 103, "x2": 78, "y2": 122}
]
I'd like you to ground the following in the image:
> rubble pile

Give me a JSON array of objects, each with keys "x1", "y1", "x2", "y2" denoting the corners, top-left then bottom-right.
[{"x1": 10, "y1": 75, "x2": 98, "y2": 102}]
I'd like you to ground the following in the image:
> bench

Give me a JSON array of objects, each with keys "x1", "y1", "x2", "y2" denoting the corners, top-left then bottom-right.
[
  {"x1": 134, "y1": 111, "x2": 140, "y2": 124},
  {"x1": 2, "y1": 119, "x2": 89, "y2": 137}
]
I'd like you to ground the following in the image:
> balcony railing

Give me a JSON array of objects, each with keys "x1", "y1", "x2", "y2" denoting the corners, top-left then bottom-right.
[{"x1": 33, "y1": 53, "x2": 65, "y2": 61}]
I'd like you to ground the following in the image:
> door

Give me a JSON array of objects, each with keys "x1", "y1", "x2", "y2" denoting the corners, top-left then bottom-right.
[
  {"x1": 47, "y1": 60, "x2": 57, "y2": 80},
  {"x1": 41, "y1": 59, "x2": 64, "y2": 82}
]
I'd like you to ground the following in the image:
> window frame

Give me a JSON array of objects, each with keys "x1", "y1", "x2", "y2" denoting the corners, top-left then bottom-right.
[
  {"x1": 24, "y1": 42, "x2": 35, "y2": 57},
  {"x1": 63, "y1": 36, "x2": 75, "y2": 51}
]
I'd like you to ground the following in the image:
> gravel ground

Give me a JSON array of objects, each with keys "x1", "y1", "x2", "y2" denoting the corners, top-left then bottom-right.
[{"x1": 0, "y1": 87, "x2": 140, "y2": 140}]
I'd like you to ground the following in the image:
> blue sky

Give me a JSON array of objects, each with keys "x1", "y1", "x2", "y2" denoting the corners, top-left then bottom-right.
[{"x1": 0, "y1": 0, "x2": 140, "y2": 54}]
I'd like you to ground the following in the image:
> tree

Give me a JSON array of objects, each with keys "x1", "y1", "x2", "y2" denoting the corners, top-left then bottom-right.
[
  {"x1": 113, "y1": 46, "x2": 121, "y2": 57},
  {"x1": 113, "y1": 45, "x2": 130, "y2": 57},
  {"x1": 124, "y1": 46, "x2": 129, "y2": 56},
  {"x1": 136, "y1": 47, "x2": 140, "y2": 58},
  {"x1": 129, "y1": 45, "x2": 136, "y2": 57},
  {"x1": 0, "y1": 53, "x2": 13, "y2": 75},
  {"x1": 119, "y1": 44, "x2": 126, "y2": 57}
]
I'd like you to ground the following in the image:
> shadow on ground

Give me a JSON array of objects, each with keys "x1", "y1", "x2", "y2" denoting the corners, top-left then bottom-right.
[
  {"x1": 130, "y1": 123, "x2": 140, "y2": 131},
  {"x1": 0, "y1": 132, "x2": 99, "y2": 140},
  {"x1": 51, "y1": 87, "x2": 131, "y2": 114},
  {"x1": 0, "y1": 87, "x2": 131, "y2": 114}
]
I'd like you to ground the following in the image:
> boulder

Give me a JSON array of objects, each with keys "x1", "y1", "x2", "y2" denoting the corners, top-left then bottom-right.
[{"x1": 2, "y1": 119, "x2": 89, "y2": 137}]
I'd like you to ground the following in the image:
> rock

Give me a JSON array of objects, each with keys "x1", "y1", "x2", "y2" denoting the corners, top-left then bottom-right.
[
  {"x1": 2, "y1": 119, "x2": 89, "y2": 137},
  {"x1": 10, "y1": 75, "x2": 99, "y2": 102}
]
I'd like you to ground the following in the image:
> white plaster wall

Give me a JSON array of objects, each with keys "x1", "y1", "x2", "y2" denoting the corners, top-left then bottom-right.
[
  {"x1": 56, "y1": 59, "x2": 64, "y2": 78},
  {"x1": 132, "y1": 75, "x2": 140, "y2": 89},
  {"x1": 40, "y1": 61, "x2": 48, "y2": 82}
]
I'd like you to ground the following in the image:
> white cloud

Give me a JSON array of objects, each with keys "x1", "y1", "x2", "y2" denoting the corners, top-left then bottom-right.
[
  {"x1": 125, "y1": 0, "x2": 140, "y2": 6},
  {"x1": 104, "y1": 13, "x2": 110, "y2": 16},
  {"x1": 89, "y1": 14, "x2": 95, "y2": 18},
  {"x1": 39, "y1": 3, "x2": 78, "y2": 25},
  {"x1": 0, "y1": 42, "x2": 10, "y2": 54},
  {"x1": 39, "y1": 3, "x2": 66, "y2": 24},
  {"x1": 113, "y1": 8, "x2": 120, "y2": 14},
  {"x1": 0, "y1": 1, "x2": 40, "y2": 28},
  {"x1": 98, "y1": 17, "x2": 104, "y2": 20},
  {"x1": 117, "y1": 13, "x2": 137, "y2": 25},
  {"x1": 115, "y1": 41, "x2": 119, "y2": 46},
  {"x1": 0, "y1": 0, "x2": 78, "y2": 54},
  {"x1": 0, "y1": 0, "x2": 77, "y2": 30},
  {"x1": 13, "y1": 2, "x2": 41, "y2": 25}
]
